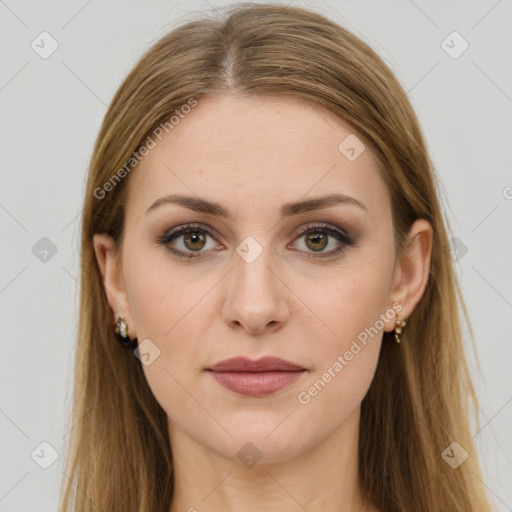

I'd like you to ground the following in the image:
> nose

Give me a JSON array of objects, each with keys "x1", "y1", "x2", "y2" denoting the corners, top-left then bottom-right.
[{"x1": 222, "y1": 246, "x2": 290, "y2": 335}]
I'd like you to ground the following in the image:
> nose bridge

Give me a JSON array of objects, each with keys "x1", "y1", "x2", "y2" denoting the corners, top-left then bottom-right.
[
  {"x1": 223, "y1": 235, "x2": 288, "y2": 332},
  {"x1": 232, "y1": 236, "x2": 279, "y2": 302}
]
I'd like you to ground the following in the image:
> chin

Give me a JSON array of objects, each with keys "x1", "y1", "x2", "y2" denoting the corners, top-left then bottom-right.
[{"x1": 206, "y1": 412, "x2": 313, "y2": 465}]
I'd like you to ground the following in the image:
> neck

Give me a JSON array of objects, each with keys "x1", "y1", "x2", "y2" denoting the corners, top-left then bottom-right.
[{"x1": 168, "y1": 408, "x2": 379, "y2": 512}]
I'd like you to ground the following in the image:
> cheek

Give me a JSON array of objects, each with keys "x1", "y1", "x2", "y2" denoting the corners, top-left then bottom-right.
[
  {"x1": 296, "y1": 259, "x2": 392, "y2": 405},
  {"x1": 123, "y1": 243, "x2": 185, "y2": 336},
  {"x1": 302, "y1": 257, "x2": 393, "y2": 347},
  {"x1": 121, "y1": 247, "x2": 212, "y2": 414}
]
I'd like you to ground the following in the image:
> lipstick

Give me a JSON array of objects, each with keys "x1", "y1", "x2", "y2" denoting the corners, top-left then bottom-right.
[{"x1": 206, "y1": 356, "x2": 306, "y2": 397}]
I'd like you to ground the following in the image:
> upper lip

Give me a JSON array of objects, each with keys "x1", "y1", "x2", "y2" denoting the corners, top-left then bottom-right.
[{"x1": 207, "y1": 356, "x2": 306, "y2": 372}]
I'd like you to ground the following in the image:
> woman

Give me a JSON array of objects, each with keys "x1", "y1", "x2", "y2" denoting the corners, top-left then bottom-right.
[{"x1": 58, "y1": 3, "x2": 493, "y2": 511}]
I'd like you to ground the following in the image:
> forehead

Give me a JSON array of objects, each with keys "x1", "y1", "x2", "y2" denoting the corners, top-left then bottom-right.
[{"x1": 126, "y1": 95, "x2": 389, "y2": 221}]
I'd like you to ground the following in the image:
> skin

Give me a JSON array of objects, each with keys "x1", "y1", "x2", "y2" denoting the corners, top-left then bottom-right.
[{"x1": 93, "y1": 95, "x2": 433, "y2": 512}]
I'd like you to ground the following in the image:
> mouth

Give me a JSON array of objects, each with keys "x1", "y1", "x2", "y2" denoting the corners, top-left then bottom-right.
[{"x1": 205, "y1": 356, "x2": 307, "y2": 397}]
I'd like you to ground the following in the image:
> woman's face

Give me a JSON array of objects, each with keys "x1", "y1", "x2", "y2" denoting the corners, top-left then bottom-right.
[{"x1": 96, "y1": 95, "x2": 418, "y2": 463}]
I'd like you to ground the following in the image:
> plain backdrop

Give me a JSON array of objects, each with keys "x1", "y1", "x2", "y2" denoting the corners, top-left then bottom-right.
[{"x1": 1, "y1": 1, "x2": 511, "y2": 510}]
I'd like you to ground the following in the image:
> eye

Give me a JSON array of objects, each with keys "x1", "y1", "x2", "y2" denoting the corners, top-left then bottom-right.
[
  {"x1": 155, "y1": 223, "x2": 220, "y2": 259},
  {"x1": 289, "y1": 222, "x2": 355, "y2": 259}
]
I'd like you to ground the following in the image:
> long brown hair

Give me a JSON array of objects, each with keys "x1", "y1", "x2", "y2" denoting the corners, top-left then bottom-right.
[{"x1": 58, "y1": 3, "x2": 493, "y2": 511}]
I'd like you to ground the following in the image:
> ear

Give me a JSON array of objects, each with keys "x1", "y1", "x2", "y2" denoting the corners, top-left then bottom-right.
[
  {"x1": 384, "y1": 218, "x2": 433, "y2": 331},
  {"x1": 93, "y1": 233, "x2": 135, "y2": 339}
]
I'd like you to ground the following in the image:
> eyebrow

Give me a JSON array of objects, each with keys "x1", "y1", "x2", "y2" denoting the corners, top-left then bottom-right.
[{"x1": 145, "y1": 192, "x2": 368, "y2": 219}]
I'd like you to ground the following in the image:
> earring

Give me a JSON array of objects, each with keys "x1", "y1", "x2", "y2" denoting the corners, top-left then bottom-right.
[
  {"x1": 115, "y1": 315, "x2": 136, "y2": 347},
  {"x1": 394, "y1": 314, "x2": 406, "y2": 344}
]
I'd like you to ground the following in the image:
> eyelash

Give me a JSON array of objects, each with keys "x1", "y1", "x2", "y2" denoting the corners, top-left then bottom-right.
[{"x1": 154, "y1": 222, "x2": 356, "y2": 260}]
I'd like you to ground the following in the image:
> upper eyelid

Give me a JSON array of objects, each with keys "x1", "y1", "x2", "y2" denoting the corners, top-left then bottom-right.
[
  {"x1": 295, "y1": 222, "x2": 349, "y2": 237},
  {"x1": 163, "y1": 221, "x2": 347, "y2": 240}
]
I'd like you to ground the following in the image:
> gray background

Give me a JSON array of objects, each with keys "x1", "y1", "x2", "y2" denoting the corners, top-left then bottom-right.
[{"x1": 1, "y1": 0, "x2": 511, "y2": 510}]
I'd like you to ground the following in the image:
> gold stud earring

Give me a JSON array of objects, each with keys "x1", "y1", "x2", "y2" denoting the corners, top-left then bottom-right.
[
  {"x1": 115, "y1": 315, "x2": 136, "y2": 347},
  {"x1": 394, "y1": 314, "x2": 407, "y2": 344}
]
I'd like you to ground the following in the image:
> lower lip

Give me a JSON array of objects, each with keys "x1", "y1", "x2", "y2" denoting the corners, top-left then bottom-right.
[{"x1": 208, "y1": 370, "x2": 306, "y2": 396}]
